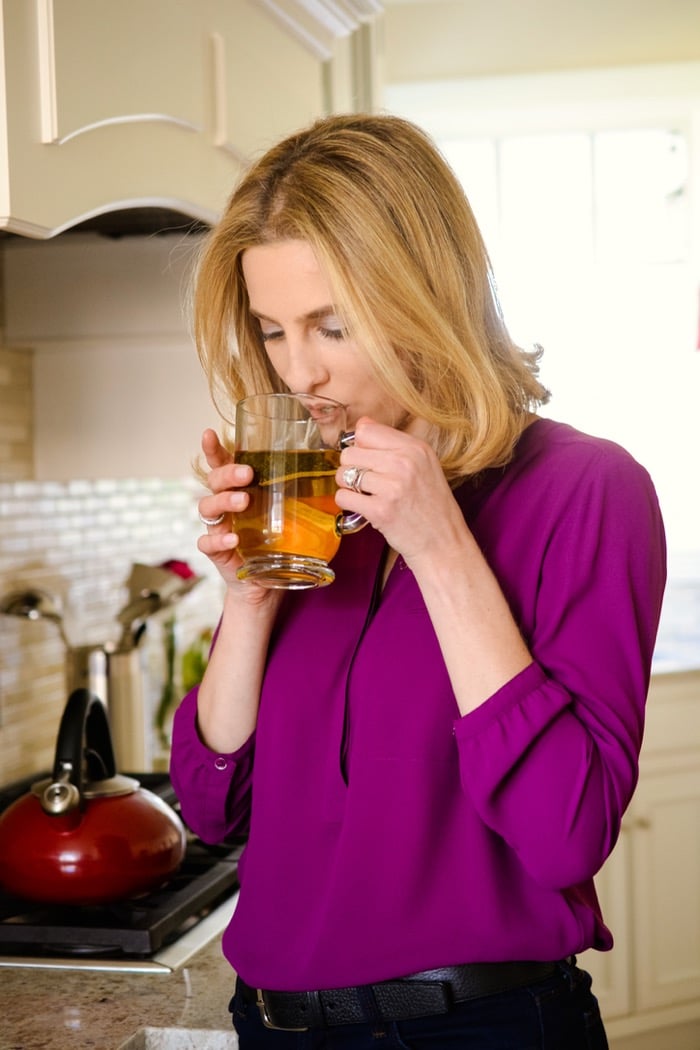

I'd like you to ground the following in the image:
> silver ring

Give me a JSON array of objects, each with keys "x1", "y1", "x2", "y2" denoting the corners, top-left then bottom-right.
[
  {"x1": 198, "y1": 511, "x2": 226, "y2": 527},
  {"x1": 342, "y1": 466, "x2": 370, "y2": 494}
]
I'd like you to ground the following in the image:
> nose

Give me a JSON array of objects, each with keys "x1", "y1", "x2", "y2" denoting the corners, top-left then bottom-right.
[{"x1": 280, "y1": 334, "x2": 329, "y2": 395}]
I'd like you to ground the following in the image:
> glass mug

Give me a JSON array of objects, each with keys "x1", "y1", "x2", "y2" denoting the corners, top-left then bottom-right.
[{"x1": 233, "y1": 393, "x2": 367, "y2": 589}]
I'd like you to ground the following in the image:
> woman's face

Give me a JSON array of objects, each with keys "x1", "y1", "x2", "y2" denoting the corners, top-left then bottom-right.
[{"x1": 241, "y1": 239, "x2": 408, "y2": 430}]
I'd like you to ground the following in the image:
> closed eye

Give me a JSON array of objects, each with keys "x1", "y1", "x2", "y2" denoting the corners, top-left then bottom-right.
[
  {"x1": 319, "y1": 325, "x2": 347, "y2": 341},
  {"x1": 257, "y1": 323, "x2": 348, "y2": 343},
  {"x1": 259, "y1": 328, "x2": 284, "y2": 343}
]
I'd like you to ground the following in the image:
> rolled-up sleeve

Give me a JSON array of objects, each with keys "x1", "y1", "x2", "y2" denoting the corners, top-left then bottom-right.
[
  {"x1": 170, "y1": 687, "x2": 255, "y2": 844},
  {"x1": 454, "y1": 440, "x2": 666, "y2": 890}
]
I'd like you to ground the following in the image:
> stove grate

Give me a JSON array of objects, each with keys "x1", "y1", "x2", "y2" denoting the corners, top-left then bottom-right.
[{"x1": 0, "y1": 772, "x2": 242, "y2": 960}]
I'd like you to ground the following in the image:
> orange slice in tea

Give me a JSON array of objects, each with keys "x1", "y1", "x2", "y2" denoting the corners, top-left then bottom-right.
[
  {"x1": 303, "y1": 493, "x2": 340, "y2": 516},
  {"x1": 277, "y1": 498, "x2": 340, "y2": 563}
]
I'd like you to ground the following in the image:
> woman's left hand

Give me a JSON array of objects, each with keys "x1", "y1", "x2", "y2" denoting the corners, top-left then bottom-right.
[{"x1": 335, "y1": 417, "x2": 468, "y2": 568}]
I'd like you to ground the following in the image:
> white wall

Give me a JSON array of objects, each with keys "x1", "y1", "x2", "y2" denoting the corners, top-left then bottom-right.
[
  {"x1": 2, "y1": 232, "x2": 215, "y2": 480},
  {"x1": 382, "y1": 0, "x2": 700, "y2": 83}
]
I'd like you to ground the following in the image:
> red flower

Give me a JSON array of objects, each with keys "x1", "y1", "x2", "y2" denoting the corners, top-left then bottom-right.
[{"x1": 159, "y1": 559, "x2": 196, "y2": 580}]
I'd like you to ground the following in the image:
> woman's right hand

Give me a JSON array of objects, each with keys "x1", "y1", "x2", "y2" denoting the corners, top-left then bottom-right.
[
  {"x1": 194, "y1": 429, "x2": 279, "y2": 751},
  {"x1": 196, "y1": 428, "x2": 267, "y2": 601}
]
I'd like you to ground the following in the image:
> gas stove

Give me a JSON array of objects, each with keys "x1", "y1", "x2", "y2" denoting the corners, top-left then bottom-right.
[{"x1": 0, "y1": 772, "x2": 242, "y2": 973}]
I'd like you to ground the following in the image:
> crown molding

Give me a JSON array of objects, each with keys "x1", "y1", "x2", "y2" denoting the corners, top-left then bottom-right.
[{"x1": 260, "y1": 1, "x2": 383, "y2": 61}]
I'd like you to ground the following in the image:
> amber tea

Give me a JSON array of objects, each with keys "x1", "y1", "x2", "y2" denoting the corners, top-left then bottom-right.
[{"x1": 235, "y1": 448, "x2": 342, "y2": 570}]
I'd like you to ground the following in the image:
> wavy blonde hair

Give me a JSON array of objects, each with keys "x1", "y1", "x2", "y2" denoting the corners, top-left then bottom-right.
[{"x1": 193, "y1": 113, "x2": 548, "y2": 481}]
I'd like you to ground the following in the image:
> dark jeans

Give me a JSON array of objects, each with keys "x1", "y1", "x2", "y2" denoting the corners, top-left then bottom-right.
[{"x1": 228, "y1": 959, "x2": 609, "y2": 1049}]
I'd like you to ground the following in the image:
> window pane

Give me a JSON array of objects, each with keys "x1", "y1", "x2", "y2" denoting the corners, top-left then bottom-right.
[
  {"x1": 438, "y1": 138, "x2": 500, "y2": 253},
  {"x1": 499, "y1": 134, "x2": 594, "y2": 267},
  {"x1": 594, "y1": 129, "x2": 689, "y2": 263}
]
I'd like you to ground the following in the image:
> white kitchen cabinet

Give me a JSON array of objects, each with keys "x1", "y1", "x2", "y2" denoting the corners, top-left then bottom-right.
[
  {"x1": 579, "y1": 670, "x2": 700, "y2": 1045},
  {"x1": 578, "y1": 832, "x2": 632, "y2": 1022},
  {"x1": 0, "y1": 0, "x2": 381, "y2": 237},
  {"x1": 631, "y1": 762, "x2": 700, "y2": 1012}
]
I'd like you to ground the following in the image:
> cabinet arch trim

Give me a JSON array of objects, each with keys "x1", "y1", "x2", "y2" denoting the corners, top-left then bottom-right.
[{"x1": 2, "y1": 199, "x2": 217, "y2": 241}]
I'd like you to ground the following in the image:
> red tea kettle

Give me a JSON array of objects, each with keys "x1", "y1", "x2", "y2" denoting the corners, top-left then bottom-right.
[{"x1": 0, "y1": 689, "x2": 186, "y2": 904}]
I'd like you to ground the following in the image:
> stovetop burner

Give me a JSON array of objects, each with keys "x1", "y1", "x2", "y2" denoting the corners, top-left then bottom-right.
[{"x1": 0, "y1": 771, "x2": 243, "y2": 971}]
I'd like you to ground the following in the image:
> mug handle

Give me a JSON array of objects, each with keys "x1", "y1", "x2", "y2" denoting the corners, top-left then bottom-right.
[{"x1": 337, "y1": 430, "x2": 368, "y2": 535}]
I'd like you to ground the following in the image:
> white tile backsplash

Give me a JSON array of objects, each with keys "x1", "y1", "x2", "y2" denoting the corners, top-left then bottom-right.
[{"x1": 0, "y1": 450, "x2": 222, "y2": 784}]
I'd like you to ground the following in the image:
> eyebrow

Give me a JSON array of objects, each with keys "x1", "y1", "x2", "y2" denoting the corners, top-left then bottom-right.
[{"x1": 249, "y1": 305, "x2": 338, "y2": 325}]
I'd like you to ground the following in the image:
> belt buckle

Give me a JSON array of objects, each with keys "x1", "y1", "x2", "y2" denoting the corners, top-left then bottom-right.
[{"x1": 256, "y1": 989, "x2": 310, "y2": 1032}]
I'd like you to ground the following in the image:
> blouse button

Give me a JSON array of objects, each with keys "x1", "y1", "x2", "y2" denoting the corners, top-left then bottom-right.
[{"x1": 214, "y1": 756, "x2": 228, "y2": 771}]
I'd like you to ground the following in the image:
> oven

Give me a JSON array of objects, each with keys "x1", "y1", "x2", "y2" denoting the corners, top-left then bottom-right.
[{"x1": 0, "y1": 771, "x2": 242, "y2": 973}]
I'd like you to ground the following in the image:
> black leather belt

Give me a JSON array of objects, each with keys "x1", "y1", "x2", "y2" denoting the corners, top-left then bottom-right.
[{"x1": 240, "y1": 960, "x2": 564, "y2": 1031}]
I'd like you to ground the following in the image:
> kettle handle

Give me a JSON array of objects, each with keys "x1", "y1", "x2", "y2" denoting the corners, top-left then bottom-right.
[{"x1": 51, "y1": 688, "x2": 117, "y2": 795}]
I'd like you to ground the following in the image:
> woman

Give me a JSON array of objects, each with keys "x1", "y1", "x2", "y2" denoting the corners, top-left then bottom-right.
[{"x1": 170, "y1": 113, "x2": 666, "y2": 1048}]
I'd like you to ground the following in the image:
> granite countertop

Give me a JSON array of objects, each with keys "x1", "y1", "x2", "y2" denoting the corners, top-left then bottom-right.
[{"x1": 0, "y1": 936, "x2": 238, "y2": 1050}]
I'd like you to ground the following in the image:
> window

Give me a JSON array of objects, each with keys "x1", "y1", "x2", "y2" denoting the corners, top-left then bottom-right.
[{"x1": 387, "y1": 67, "x2": 700, "y2": 668}]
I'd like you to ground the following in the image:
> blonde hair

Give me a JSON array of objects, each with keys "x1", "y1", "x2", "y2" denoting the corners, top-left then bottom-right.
[{"x1": 193, "y1": 112, "x2": 549, "y2": 480}]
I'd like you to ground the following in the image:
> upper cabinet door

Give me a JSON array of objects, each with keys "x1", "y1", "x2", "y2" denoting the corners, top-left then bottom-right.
[{"x1": 0, "y1": 0, "x2": 381, "y2": 237}]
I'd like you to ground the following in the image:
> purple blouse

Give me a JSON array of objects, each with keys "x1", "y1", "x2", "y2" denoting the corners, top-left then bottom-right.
[{"x1": 170, "y1": 418, "x2": 666, "y2": 991}]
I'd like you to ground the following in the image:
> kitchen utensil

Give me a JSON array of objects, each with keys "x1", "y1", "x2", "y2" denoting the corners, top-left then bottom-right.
[
  {"x1": 68, "y1": 642, "x2": 152, "y2": 771},
  {"x1": 122, "y1": 562, "x2": 200, "y2": 610},
  {"x1": 0, "y1": 587, "x2": 72, "y2": 648},
  {"x1": 115, "y1": 590, "x2": 163, "y2": 649},
  {"x1": 0, "y1": 688, "x2": 186, "y2": 904}
]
